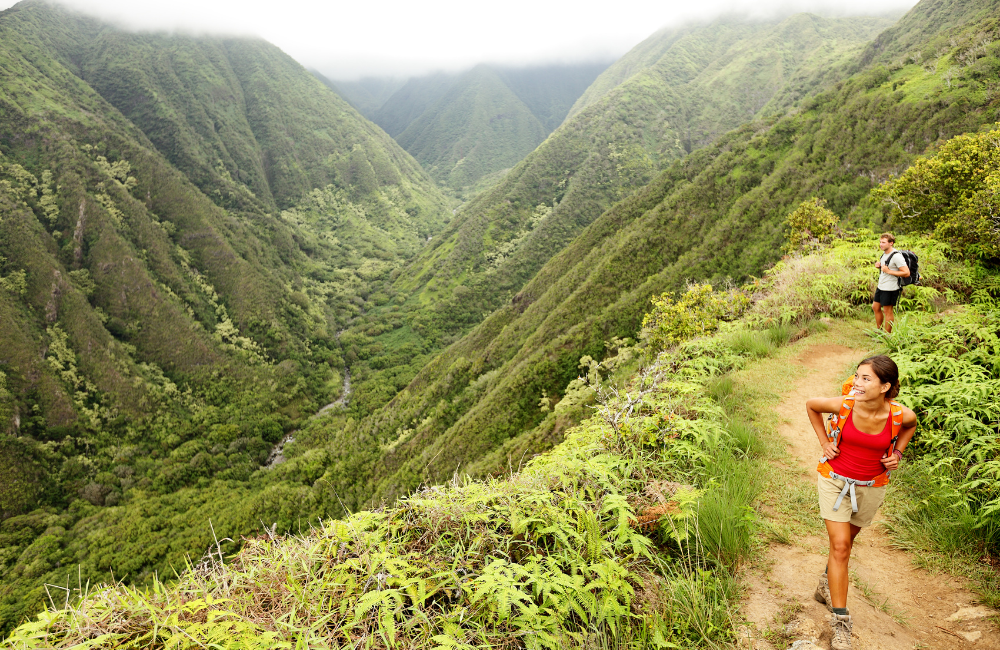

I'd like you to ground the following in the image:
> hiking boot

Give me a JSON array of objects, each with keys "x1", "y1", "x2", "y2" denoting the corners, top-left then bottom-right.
[
  {"x1": 830, "y1": 612, "x2": 852, "y2": 650},
  {"x1": 814, "y1": 572, "x2": 833, "y2": 611}
]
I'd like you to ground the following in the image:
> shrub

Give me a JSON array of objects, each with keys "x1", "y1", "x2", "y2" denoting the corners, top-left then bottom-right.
[
  {"x1": 872, "y1": 124, "x2": 1000, "y2": 260},
  {"x1": 640, "y1": 284, "x2": 750, "y2": 355},
  {"x1": 783, "y1": 197, "x2": 840, "y2": 253}
]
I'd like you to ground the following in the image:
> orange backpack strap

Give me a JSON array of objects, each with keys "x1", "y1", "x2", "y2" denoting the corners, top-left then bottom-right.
[
  {"x1": 819, "y1": 399, "x2": 904, "y2": 488},
  {"x1": 820, "y1": 396, "x2": 854, "y2": 461},
  {"x1": 888, "y1": 400, "x2": 903, "y2": 451}
]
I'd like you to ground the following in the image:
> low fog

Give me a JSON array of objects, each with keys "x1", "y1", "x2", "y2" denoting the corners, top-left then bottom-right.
[{"x1": 3, "y1": 0, "x2": 918, "y2": 79}]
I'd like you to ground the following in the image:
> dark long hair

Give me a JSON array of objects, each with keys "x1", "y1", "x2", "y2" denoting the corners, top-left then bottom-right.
[{"x1": 858, "y1": 355, "x2": 900, "y2": 399}]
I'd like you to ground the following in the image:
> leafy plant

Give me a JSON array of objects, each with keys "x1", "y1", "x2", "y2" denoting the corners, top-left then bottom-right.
[{"x1": 783, "y1": 197, "x2": 840, "y2": 253}]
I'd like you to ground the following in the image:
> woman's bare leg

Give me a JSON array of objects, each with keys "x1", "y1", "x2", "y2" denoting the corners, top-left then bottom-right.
[{"x1": 825, "y1": 520, "x2": 862, "y2": 608}]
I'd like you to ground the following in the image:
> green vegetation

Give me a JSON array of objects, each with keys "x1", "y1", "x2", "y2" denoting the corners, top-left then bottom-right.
[
  {"x1": 391, "y1": 11, "x2": 895, "y2": 331},
  {"x1": 371, "y1": 73, "x2": 460, "y2": 139},
  {"x1": 329, "y1": 11, "x2": 898, "y2": 430},
  {"x1": 4, "y1": 263, "x2": 797, "y2": 648},
  {"x1": 10, "y1": 163, "x2": 999, "y2": 645},
  {"x1": 0, "y1": 0, "x2": 451, "y2": 634},
  {"x1": 396, "y1": 66, "x2": 547, "y2": 189},
  {"x1": 315, "y1": 1, "x2": 1000, "y2": 522},
  {"x1": 365, "y1": 62, "x2": 610, "y2": 190},
  {"x1": 4, "y1": 0, "x2": 1000, "y2": 640}
]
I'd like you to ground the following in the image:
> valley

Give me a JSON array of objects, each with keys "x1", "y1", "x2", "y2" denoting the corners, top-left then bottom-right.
[{"x1": 1, "y1": 0, "x2": 999, "y2": 645}]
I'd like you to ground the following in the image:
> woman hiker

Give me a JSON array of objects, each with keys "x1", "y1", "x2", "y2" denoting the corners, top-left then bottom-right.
[{"x1": 806, "y1": 355, "x2": 917, "y2": 650}]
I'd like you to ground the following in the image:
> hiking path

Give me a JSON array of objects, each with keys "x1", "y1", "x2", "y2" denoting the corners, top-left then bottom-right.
[{"x1": 738, "y1": 335, "x2": 1000, "y2": 650}]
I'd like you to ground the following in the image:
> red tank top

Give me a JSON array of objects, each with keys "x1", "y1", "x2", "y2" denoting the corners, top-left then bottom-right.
[{"x1": 826, "y1": 410, "x2": 892, "y2": 480}]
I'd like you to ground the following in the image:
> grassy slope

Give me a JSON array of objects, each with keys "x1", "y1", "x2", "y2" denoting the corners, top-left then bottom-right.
[
  {"x1": 395, "y1": 66, "x2": 547, "y2": 188},
  {"x1": 8, "y1": 237, "x2": 998, "y2": 647},
  {"x1": 389, "y1": 13, "x2": 892, "y2": 334},
  {"x1": 333, "y1": 11, "x2": 897, "y2": 472},
  {"x1": 313, "y1": 0, "x2": 1000, "y2": 512},
  {"x1": 0, "y1": 0, "x2": 451, "y2": 632},
  {"x1": 3, "y1": 291, "x2": 786, "y2": 649}
]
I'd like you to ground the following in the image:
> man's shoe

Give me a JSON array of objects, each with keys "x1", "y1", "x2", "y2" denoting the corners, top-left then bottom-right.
[
  {"x1": 830, "y1": 612, "x2": 852, "y2": 650},
  {"x1": 814, "y1": 573, "x2": 833, "y2": 611}
]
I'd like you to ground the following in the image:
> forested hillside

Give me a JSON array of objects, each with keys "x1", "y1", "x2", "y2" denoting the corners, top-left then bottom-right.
[
  {"x1": 4, "y1": 0, "x2": 1000, "y2": 639},
  {"x1": 351, "y1": 62, "x2": 609, "y2": 189},
  {"x1": 0, "y1": 0, "x2": 451, "y2": 633},
  {"x1": 384, "y1": 12, "x2": 893, "y2": 350},
  {"x1": 7, "y1": 124, "x2": 1000, "y2": 646},
  {"x1": 305, "y1": 0, "x2": 1000, "y2": 512},
  {"x1": 395, "y1": 66, "x2": 547, "y2": 188},
  {"x1": 320, "y1": 11, "x2": 900, "y2": 489}
]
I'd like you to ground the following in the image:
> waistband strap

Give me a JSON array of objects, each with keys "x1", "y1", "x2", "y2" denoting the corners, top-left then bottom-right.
[{"x1": 828, "y1": 471, "x2": 877, "y2": 513}]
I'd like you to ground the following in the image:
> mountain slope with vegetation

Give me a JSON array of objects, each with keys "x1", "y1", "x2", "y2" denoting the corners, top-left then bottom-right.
[
  {"x1": 3, "y1": 0, "x2": 1000, "y2": 639},
  {"x1": 0, "y1": 0, "x2": 451, "y2": 633},
  {"x1": 311, "y1": 0, "x2": 1000, "y2": 513},
  {"x1": 318, "y1": 74, "x2": 406, "y2": 118},
  {"x1": 395, "y1": 65, "x2": 548, "y2": 188},
  {"x1": 326, "y1": 10, "x2": 901, "y2": 482},
  {"x1": 370, "y1": 72, "x2": 459, "y2": 138},
  {"x1": 388, "y1": 12, "x2": 895, "y2": 341},
  {"x1": 7, "y1": 195, "x2": 999, "y2": 647}
]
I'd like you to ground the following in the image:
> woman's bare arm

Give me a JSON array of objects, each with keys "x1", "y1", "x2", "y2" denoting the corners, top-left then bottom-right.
[
  {"x1": 806, "y1": 396, "x2": 845, "y2": 459},
  {"x1": 881, "y1": 405, "x2": 917, "y2": 470}
]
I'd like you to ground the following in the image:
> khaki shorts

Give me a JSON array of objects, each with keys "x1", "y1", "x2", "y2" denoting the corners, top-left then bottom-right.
[{"x1": 817, "y1": 474, "x2": 886, "y2": 528}]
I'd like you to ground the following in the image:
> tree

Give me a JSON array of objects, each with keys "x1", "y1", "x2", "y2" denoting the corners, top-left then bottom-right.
[
  {"x1": 783, "y1": 197, "x2": 840, "y2": 253},
  {"x1": 872, "y1": 126, "x2": 1000, "y2": 259}
]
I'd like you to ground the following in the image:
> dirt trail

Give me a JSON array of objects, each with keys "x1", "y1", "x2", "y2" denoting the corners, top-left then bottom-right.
[{"x1": 740, "y1": 342, "x2": 1000, "y2": 650}]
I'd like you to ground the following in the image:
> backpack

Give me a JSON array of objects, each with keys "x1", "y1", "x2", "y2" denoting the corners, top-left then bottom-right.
[{"x1": 885, "y1": 249, "x2": 920, "y2": 289}]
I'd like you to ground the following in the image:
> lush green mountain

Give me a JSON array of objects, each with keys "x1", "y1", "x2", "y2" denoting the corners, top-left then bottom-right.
[
  {"x1": 370, "y1": 71, "x2": 458, "y2": 138},
  {"x1": 316, "y1": 73, "x2": 406, "y2": 118},
  {"x1": 0, "y1": 0, "x2": 450, "y2": 633},
  {"x1": 395, "y1": 65, "x2": 548, "y2": 187},
  {"x1": 330, "y1": 11, "x2": 895, "y2": 423},
  {"x1": 365, "y1": 62, "x2": 610, "y2": 187},
  {"x1": 494, "y1": 61, "x2": 612, "y2": 132},
  {"x1": 305, "y1": 0, "x2": 1000, "y2": 511},
  {"x1": 393, "y1": 13, "x2": 895, "y2": 329},
  {"x1": 9, "y1": 148, "x2": 1000, "y2": 647},
  {"x1": 4, "y1": 0, "x2": 998, "y2": 637}
]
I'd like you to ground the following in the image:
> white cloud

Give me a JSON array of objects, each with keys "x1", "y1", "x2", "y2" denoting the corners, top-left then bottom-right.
[{"x1": 1, "y1": 0, "x2": 918, "y2": 79}]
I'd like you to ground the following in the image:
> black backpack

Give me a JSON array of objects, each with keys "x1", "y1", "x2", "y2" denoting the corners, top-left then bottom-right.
[{"x1": 886, "y1": 250, "x2": 920, "y2": 288}]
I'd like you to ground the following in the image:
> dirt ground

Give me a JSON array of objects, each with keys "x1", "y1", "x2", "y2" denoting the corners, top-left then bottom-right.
[{"x1": 738, "y1": 341, "x2": 1000, "y2": 650}]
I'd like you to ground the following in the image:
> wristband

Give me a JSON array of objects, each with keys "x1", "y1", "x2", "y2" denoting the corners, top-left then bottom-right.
[{"x1": 893, "y1": 449, "x2": 903, "y2": 460}]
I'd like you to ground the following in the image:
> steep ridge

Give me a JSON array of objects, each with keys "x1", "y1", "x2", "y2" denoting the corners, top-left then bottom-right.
[
  {"x1": 321, "y1": 75, "x2": 406, "y2": 118},
  {"x1": 396, "y1": 65, "x2": 547, "y2": 188},
  {"x1": 0, "y1": 0, "x2": 449, "y2": 632},
  {"x1": 371, "y1": 72, "x2": 458, "y2": 138},
  {"x1": 311, "y1": 0, "x2": 1000, "y2": 511},
  {"x1": 389, "y1": 13, "x2": 894, "y2": 341},
  {"x1": 492, "y1": 61, "x2": 612, "y2": 133},
  {"x1": 72, "y1": 27, "x2": 435, "y2": 211},
  {"x1": 337, "y1": 12, "x2": 894, "y2": 430}
]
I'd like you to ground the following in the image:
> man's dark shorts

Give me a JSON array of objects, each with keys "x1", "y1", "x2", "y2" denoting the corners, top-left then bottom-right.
[{"x1": 873, "y1": 288, "x2": 901, "y2": 307}]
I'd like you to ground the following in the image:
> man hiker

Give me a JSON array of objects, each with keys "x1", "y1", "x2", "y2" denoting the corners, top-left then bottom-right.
[{"x1": 872, "y1": 232, "x2": 909, "y2": 333}]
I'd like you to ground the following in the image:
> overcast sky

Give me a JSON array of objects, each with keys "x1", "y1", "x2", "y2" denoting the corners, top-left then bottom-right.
[{"x1": 3, "y1": 0, "x2": 918, "y2": 79}]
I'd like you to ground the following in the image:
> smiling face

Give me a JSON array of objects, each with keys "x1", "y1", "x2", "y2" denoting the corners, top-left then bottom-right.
[
  {"x1": 853, "y1": 363, "x2": 890, "y2": 402},
  {"x1": 879, "y1": 236, "x2": 892, "y2": 253}
]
